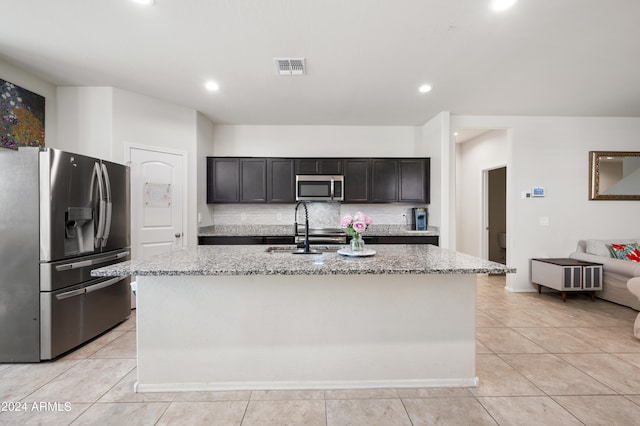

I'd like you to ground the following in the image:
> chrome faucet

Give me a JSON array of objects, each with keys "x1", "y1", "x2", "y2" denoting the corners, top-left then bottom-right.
[{"x1": 293, "y1": 201, "x2": 318, "y2": 254}]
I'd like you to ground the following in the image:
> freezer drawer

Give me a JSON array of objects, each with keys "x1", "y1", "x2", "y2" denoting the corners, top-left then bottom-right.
[
  {"x1": 40, "y1": 276, "x2": 131, "y2": 360},
  {"x1": 40, "y1": 249, "x2": 130, "y2": 292}
]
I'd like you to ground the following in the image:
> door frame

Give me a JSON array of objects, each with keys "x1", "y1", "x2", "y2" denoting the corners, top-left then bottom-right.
[
  {"x1": 124, "y1": 143, "x2": 189, "y2": 253},
  {"x1": 481, "y1": 164, "x2": 507, "y2": 261}
]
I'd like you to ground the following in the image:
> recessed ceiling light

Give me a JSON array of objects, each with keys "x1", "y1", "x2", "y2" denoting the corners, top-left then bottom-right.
[
  {"x1": 205, "y1": 81, "x2": 219, "y2": 91},
  {"x1": 131, "y1": 0, "x2": 154, "y2": 5},
  {"x1": 418, "y1": 84, "x2": 432, "y2": 93},
  {"x1": 490, "y1": 0, "x2": 517, "y2": 12}
]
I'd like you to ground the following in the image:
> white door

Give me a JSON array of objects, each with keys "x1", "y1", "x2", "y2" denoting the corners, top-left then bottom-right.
[{"x1": 128, "y1": 146, "x2": 185, "y2": 260}]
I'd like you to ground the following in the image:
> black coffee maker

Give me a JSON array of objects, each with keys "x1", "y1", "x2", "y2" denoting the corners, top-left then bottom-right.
[{"x1": 412, "y1": 208, "x2": 427, "y2": 230}]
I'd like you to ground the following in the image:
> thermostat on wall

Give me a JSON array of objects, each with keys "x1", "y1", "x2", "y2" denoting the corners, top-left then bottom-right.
[{"x1": 532, "y1": 187, "x2": 545, "y2": 197}]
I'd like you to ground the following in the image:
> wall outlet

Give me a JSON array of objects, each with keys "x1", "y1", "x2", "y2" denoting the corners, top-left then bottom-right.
[
  {"x1": 522, "y1": 192, "x2": 531, "y2": 199},
  {"x1": 539, "y1": 216, "x2": 549, "y2": 226},
  {"x1": 241, "y1": 213, "x2": 247, "y2": 221},
  {"x1": 276, "y1": 212, "x2": 282, "y2": 221},
  {"x1": 197, "y1": 212, "x2": 202, "y2": 223}
]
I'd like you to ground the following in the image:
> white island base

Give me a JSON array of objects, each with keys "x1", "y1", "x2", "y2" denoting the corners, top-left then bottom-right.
[{"x1": 134, "y1": 273, "x2": 477, "y2": 392}]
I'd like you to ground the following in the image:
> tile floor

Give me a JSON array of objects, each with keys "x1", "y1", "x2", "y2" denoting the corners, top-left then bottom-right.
[{"x1": 2, "y1": 274, "x2": 640, "y2": 425}]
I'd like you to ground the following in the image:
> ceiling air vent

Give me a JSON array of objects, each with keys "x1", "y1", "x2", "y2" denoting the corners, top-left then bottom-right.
[{"x1": 274, "y1": 58, "x2": 306, "y2": 75}]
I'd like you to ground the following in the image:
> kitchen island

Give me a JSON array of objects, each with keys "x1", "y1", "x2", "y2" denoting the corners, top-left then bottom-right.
[{"x1": 93, "y1": 244, "x2": 514, "y2": 392}]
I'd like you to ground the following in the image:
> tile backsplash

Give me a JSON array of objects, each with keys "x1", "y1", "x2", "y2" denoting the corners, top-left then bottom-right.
[{"x1": 210, "y1": 203, "x2": 426, "y2": 228}]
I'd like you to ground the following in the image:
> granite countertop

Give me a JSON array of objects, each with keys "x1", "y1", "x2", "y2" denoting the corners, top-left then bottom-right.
[
  {"x1": 198, "y1": 224, "x2": 439, "y2": 237},
  {"x1": 92, "y1": 244, "x2": 514, "y2": 277}
]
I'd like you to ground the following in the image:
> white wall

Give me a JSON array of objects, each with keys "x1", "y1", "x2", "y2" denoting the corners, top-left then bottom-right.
[
  {"x1": 451, "y1": 115, "x2": 640, "y2": 292},
  {"x1": 208, "y1": 124, "x2": 438, "y2": 228},
  {"x1": 197, "y1": 112, "x2": 216, "y2": 227},
  {"x1": 456, "y1": 130, "x2": 508, "y2": 256},
  {"x1": 211, "y1": 125, "x2": 424, "y2": 157},
  {"x1": 0, "y1": 58, "x2": 57, "y2": 147},
  {"x1": 112, "y1": 88, "x2": 199, "y2": 245},
  {"x1": 57, "y1": 87, "x2": 112, "y2": 158},
  {"x1": 422, "y1": 112, "x2": 451, "y2": 248}
]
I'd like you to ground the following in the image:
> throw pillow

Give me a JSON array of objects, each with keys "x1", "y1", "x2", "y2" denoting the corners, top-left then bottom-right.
[{"x1": 608, "y1": 243, "x2": 640, "y2": 262}]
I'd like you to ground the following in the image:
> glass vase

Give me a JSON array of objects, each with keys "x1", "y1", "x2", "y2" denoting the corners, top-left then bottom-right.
[{"x1": 350, "y1": 234, "x2": 365, "y2": 252}]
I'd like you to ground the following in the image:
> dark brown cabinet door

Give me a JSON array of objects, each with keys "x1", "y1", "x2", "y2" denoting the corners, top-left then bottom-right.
[
  {"x1": 399, "y1": 159, "x2": 427, "y2": 203},
  {"x1": 319, "y1": 159, "x2": 343, "y2": 174},
  {"x1": 268, "y1": 159, "x2": 295, "y2": 203},
  {"x1": 207, "y1": 158, "x2": 239, "y2": 203},
  {"x1": 240, "y1": 159, "x2": 267, "y2": 203},
  {"x1": 370, "y1": 159, "x2": 398, "y2": 202},
  {"x1": 295, "y1": 159, "x2": 343, "y2": 175},
  {"x1": 344, "y1": 159, "x2": 370, "y2": 202}
]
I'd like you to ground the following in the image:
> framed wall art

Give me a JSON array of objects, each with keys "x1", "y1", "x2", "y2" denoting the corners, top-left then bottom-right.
[{"x1": 0, "y1": 79, "x2": 45, "y2": 150}]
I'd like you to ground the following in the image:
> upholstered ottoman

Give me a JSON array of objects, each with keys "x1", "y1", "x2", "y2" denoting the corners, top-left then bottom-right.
[{"x1": 627, "y1": 277, "x2": 640, "y2": 338}]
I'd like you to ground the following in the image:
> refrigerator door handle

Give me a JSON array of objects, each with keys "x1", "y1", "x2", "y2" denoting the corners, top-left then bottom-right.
[
  {"x1": 55, "y1": 288, "x2": 86, "y2": 300},
  {"x1": 101, "y1": 163, "x2": 112, "y2": 247},
  {"x1": 94, "y1": 163, "x2": 106, "y2": 248},
  {"x1": 85, "y1": 277, "x2": 123, "y2": 294}
]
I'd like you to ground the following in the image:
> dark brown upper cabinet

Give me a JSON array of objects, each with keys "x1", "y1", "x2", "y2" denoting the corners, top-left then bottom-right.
[
  {"x1": 267, "y1": 159, "x2": 295, "y2": 203},
  {"x1": 399, "y1": 159, "x2": 430, "y2": 203},
  {"x1": 295, "y1": 158, "x2": 343, "y2": 175},
  {"x1": 344, "y1": 159, "x2": 370, "y2": 203},
  {"x1": 239, "y1": 159, "x2": 267, "y2": 203},
  {"x1": 208, "y1": 156, "x2": 429, "y2": 204},
  {"x1": 370, "y1": 159, "x2": 399, "y2": 202},
  {"x1": 207, "y1": 158, "x2": 239, "y2": 203}
]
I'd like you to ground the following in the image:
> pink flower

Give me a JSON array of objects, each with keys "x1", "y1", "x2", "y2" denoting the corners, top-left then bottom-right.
[
  {"x1": 353, "y1": 211, "x2": 365, "y2": 222},
  {"x1": 341, "y1": 215, "x2": 353, "y2": 228},
  {"x1": 364, "y1": 215, "x2": 373, "y2": 225},
  {"x1": 352, "y1": 221, "x2": 367, "y2": 234}
]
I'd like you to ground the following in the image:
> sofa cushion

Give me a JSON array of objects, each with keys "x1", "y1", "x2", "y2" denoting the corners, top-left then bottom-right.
[
  {"x1": 585, "y1": 239, "x2": 639, "y2": 257},
  {"x1": 609, "y1": 243, "x2": 640, "y2": 262}
]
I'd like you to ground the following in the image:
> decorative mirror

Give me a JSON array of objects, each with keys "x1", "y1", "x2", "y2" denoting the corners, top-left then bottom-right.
[{"x1": 589, "y1": 151, "x2": 640, "y2": 200}]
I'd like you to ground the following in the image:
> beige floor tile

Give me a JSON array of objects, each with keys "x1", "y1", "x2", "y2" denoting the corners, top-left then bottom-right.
[
  {"x1": 476, "y1": 311, "x2": 504, "y2": 327},
  {"x1": 476, "y1": 327, "x2": 547, "y2": 354},
  {"x1": 73, "y1": 402, "x2": 170, "y2": 425},
  {"x1": 61, "y1": 330, "x2": 126, "y2": 360},
  {"x1": 325, "y1": 388, "x2": 399, "y2": 399},
  {"x1": 523, "y1": 309, "x2": 586, "y2": 328},
  {"x1": 172, "y1": 390, "x2": 251, "y2": 402},
  {"x1": 0, "y1": 402, "x2": 91, "y2": 425},
  {"x1": 482, "y1": 309, "x2": 555, "y2": 328},
  {"x1": 513, "y1": 327, "x2": 601, "y2": 354},
  {"x1": 243, "y1": 400, "x2": 326, "y2": 426},
  {"x1": 476, "y1": 298, "x2": 512, "y2": 310},
  {"x1": 470, "y1": 355, "x2": 543, "y2": 397},
  {"x1": 613, "y1": 352, "x2": 640, "y2": 369},
  {"x1": 561, "y1": 327, "x2": 640, "y2": 353},
  {"x1": 403, "y1": 397, "x2": 497, "y2": 425},
  {"x1": 624, "y1": 394, "x2": 640, "y2": 405},
  {"x1": 478, "y1": 396, "x2": 583, "y2": 425},
  {"x1": 156, "y1": 401, "x2": 247, "y2": 426},
  {"x1": 558, "y1": 353, "x2": 640, "y2": 394},
  {"x1": 500, "y1": 353, "x2": 616, "y2": 395},
  {"x1": 553, "y1": 395, "x2": 640, "y2": 425},
  {"x1": 396, "y1": 387, "x2": 472, "y2": 398},
  {"x1": 251, "y1": 389, "x2": 325, "y2": 400},
  {"x1": 99, "y1": 369, "x2": 178, "y2": 403},
  {"x1": 27, "y1": 358, "x2": 136, "y2": 403},
  {"x1": 326, "y1": 399, "x2": 410, "y2": 426},
  {"x1": 90, "y1": 331, "x2": 137, "y2": 359},
  {"x1": 0, "y1": 360, "x2": 80, "y2": 401},
  {"x1": 477, "y1": 340, "x2": 493, "y2": 354}
]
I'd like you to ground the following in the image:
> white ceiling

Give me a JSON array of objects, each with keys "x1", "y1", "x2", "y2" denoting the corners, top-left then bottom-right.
[{"x1": 1, "y1": 0, "x2": 639, "y2": 126}]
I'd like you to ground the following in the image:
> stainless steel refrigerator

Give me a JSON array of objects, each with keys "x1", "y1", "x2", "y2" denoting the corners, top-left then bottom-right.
[{"x1": 0, "y1": 147, "x2": 131, "y2": 362}]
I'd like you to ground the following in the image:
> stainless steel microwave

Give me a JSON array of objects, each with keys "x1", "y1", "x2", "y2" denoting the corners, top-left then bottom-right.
[{"x1": 296, "y1": 175, "x2": 344, "y2": 201}]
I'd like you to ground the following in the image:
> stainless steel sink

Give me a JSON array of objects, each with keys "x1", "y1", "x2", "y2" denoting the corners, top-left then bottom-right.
[{"x1": 265, "y1": 245, "x2": 342, "y2": 254}]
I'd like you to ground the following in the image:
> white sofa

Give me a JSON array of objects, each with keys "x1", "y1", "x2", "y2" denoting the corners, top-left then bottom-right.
[{"x1": 570, "y1": 239, "x2": 640, "y2": 311}]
